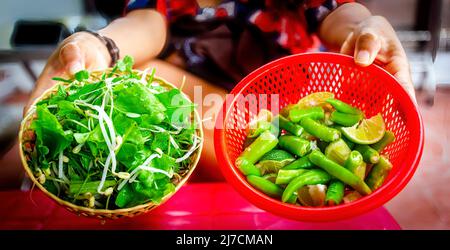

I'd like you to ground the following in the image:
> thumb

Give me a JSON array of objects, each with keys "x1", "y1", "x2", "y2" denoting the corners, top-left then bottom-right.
[
  {"x1": 354, "y1": 29, "x2": 382, "y2": 67},
  {"x1": 59, "y1": 42, "x2": 85, "y2": 75}
]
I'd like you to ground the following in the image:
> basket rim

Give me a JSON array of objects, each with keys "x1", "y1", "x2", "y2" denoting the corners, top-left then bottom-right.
[
  {"x1": 214, "y1": 52, "x2": 424, "y2": 221},
  {"x1": 19, "y1": 69, "x2": 204, "y2": 216}
]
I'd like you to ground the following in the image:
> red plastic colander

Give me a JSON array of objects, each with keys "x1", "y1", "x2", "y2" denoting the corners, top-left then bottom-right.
[{"x1": 214, "y1": 52, "x2": 424, "y2": 222}]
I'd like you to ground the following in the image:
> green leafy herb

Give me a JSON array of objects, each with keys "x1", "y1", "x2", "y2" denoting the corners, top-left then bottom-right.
[
  {"x1": 74, "y1": 70, "x2": 90, "y2": 81},
  {"x1": 24, "y1": 56, "x2": 200, "y2": 209},
  {"x1": 115, "y1": 55, "x2": 134, "y2": 73},
  {"x1": 31, "y1": 105, "x2": 72, "y2": 159},
  {"x1": 52, "y1": 77, "x2": 72, "y2": 83}
]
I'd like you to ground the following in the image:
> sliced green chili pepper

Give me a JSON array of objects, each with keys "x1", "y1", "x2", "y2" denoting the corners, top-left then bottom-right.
[
  {"x1": 343, "y1": 151, "x2": 366, "y2": 180},
  {"x1": 355, "y1": 145, "x2": 380, "y2": 164},
  {"x1": 330, "y1": 111, "x2": 362, "y2": 127},
  {"x1": 288, "y1": 106, "x2": 325, "y2": 123},
  {"x1": 282, "y1": 169, "x2": 331, "y2": 202},
  {"x1": 324, "y1": 112, "x2": 334, "y2": 126},
  {"x1": 325, "y1": 139, "x2": 351, "y2": 165},
  {"x1": 300, "y1": 117, "x2": 340, "y2": 142},
  {"x1": 282, "y1": 155, "x2": 315, "y2": 170},
  {"x1": 243, "y1": 136, "x2": 256, "y2": 149},
  {"x1": 247, "y1": 109, "x2": 275, "y2": 138},
  {"x1": 237, "y1": 130, "x2": 278, "y2": 164},
  {"x1": 247, "y1": 175, "x2": 284, "y2": 198},
  {"x1": 235, "y1": 157, "x2": 261, "y2": 176},
  {"x1": 326, "y1": 98, "x2": 362, "y2": 115},
  {"x1": 309, "y1": 150, "x2": 372, "y2": 196},
  {"x1": 365, "y1": 155, "x2": 393, "y2": 191},
  {"x1": 371, "y1": 131, "x2": 396, "y2": 152},
  {"x1": 299, "y1": 131, "x2": 316, "y2": 141},
  {"x1": 286, "y1": 194, "x2": 298, "y2": 204},
  {"x1": 276, "y1": 115, "x2": 304, "y2": 136},
  {"x1": 269, "y1": 123, "x2": 280, "y2": 137},
  {"x1": 279, "y1": 135, "x2": 311, "y2": 157},
  {"x1": 275, "y1": 169, "x2": 309, "y2": 185},
  {"x1": 247, "y1": 120, "x2": 272, "y2": 138},
  {"x1": 325, "y1": 179, "x2": 345, "y2": 206}
]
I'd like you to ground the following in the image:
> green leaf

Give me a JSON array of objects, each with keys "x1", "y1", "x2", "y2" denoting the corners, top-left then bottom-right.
[
  {"x1": 115, "y1": 83, "x2": 166, "y2": 123},
  {"x1": 151, "y1": 153, "x2": 178, "y2": 173},
  {"x1": 52, "y1": 77, "x2": 72, "y2": 83},
  {"x1": 175, "y1": 124, "x2": 196, "y2": 145},
  {"x1": 43, "y1": 181, "x2": 59, "y2": 195},
  {"x1": 32, "y1": 105, "x2": 72, "y2": 159},
  {"x1": 137, "y1": 170, "x2": 154, "y2": 188},
  {"x1": 48, "y1": 85, "x2": 68, "y2": 105},
  {"x1": 151, "y1": 133, "x2": 170, "y2": 152},
  {"x1": 74, "y1": 132, "x2": 90, "y2": 144},
  {"x1": 113, "y1": 114, "x2": 134, "y2": 135},
  {"x1": 88, "y1": 125, "x2": 105, "y2": 143},
  {"x1": 56, "y1": 100, "x2": 80, "y2": 116},
  {"x1": 113, "y1": 114, "x2": 146, "y2": 153},
  {"x1": 156, "y1": 89, "x2": 195, "y2": 126},
  {"x1": 74, "y1": 70, "x2": 89, "y2": 81},
  {"x1": 133, "y1": 182, "x2": 155, "y2": 198},
  {"x1": 115, "y1": 184, "x2": 135, "y2": 208},
  {"x1": 67, "y1": 81, "x2": 104, "y2": 101},
  {"x1": 116, "y1": 143, "x2": 138, "y2": 169},
  {"x1": 69, "y1": 180, "x2": 116, "y2": 195},
  {"x1": 86, "y1": 141, "x2": 98, "y2": 157},
  {"x1": 57, "y1": 85, "x2": 67, "y2": 97},
  {"x1": 77, "y1": 152, "x2": 92, "y2": 170},
  {"x1": 68, "y1": 162, "x2": 82, "y2": 181},
  {"x1": 148, "y1": 68, "x2": 156, "y2": 83},
  {"x1": 117, "y1": 55, "x2": 134, "y2": 72}
]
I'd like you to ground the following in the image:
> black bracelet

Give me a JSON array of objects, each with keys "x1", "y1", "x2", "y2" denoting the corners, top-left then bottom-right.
[{"x1": 82, "y1": 30, "x2": 120, "y2": 67}]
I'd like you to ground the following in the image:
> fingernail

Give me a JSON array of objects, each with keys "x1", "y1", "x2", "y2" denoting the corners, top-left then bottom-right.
[
  {"x1": 69, "y1": 62, "x2": 83, "y2": 75},
  {"x1": 356, "y1": 50, "x2": 370, "y2": 65}
]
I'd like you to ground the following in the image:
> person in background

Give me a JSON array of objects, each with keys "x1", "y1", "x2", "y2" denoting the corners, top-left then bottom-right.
[{"x1": 0, "y1": 0, "x2": 414, "y2": 186}]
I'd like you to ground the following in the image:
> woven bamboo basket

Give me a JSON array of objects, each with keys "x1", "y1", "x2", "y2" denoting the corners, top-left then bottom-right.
[{"x1": 19, "y1": 70, "x2": 203, "y2": 220}]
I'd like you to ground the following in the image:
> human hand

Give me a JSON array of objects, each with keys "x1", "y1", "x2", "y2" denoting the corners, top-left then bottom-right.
[
  {"x1": 340, "y1": 16, "x2": 415, "y2": 101},
  {"x1": 24, "y1": 32, "x2": 111, "y2": 113}
]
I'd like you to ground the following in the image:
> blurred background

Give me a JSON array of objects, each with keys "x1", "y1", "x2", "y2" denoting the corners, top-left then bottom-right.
[{"x1": 0, "y1": 0, "x2": 449, "y2": 229}]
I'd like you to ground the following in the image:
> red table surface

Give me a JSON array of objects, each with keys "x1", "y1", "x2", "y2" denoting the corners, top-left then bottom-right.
[{"x1": 0, "y1": 183, "x2": 400, "y2": 230}]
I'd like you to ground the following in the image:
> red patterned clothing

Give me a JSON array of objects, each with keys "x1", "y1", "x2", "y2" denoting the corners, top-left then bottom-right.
[{"x1": 122, "y1": 0, "x2": 353, "y2": 88}]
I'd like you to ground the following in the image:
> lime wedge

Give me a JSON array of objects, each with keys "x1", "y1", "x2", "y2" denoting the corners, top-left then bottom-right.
[
  {"x1": 280, "y1": 92, "x2": 334, "y2": 117},
  {"x1": 256, "y1": 149, "x2": 295, "y2": 174},
  {"x1": 259, "y1": 149, "x2": 294, "y2": 162},
  {"x1": 341, "y1": 113, "x2": 386, "y2": 144},
  {"x1": 297, "y1": 92, "x2": 335, "y2": 110}
]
